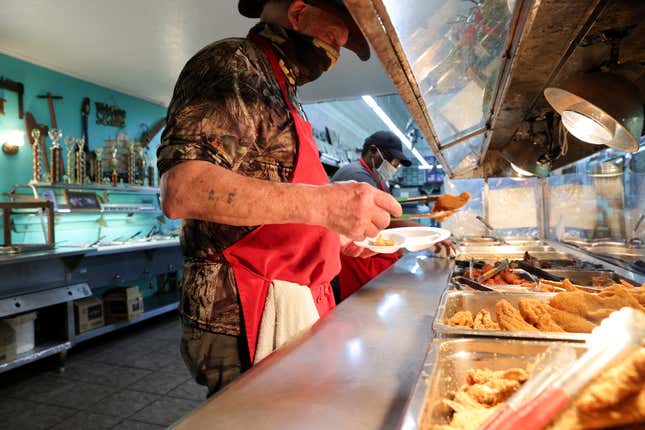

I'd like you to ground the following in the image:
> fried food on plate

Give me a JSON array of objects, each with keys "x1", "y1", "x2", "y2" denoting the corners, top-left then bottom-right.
[
  {"x1": 447, "y1": 311, "x2": 474, "y2": 328},
  {"x1": 371, "y1": 234, "x2": 396, "y2": 246},
  {"x1": 473, "y1": 309, "x2": 500, "y2": 330},
  {"x1": 495, "y1": 300, "x2": 539, "y2": 332},
  {"x1": 518, "y1": 298, "x2": 564, "y2": 332}
]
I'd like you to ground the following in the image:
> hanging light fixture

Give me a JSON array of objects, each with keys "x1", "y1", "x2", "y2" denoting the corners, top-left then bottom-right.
[{"x1": 544, "y1": 73, "x2": 643, "y2": 152}]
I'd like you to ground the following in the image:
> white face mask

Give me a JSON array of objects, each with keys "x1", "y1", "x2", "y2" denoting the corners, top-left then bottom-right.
[{"x1": 373, "y1": 148, "x2": 400, "y2": 183}]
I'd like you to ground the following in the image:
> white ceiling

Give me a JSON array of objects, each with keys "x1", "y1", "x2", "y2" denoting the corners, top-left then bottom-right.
[{"x1": 0, "y1": 0, "x2": 395, "y2": 106}]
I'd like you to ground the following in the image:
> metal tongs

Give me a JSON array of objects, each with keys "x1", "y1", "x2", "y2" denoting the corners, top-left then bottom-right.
[{"x1": 478, "y1": 307, "x2": 645, "y2": 430}]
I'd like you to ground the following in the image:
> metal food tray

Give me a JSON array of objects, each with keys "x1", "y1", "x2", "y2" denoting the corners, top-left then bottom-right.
[
  {"x1": 402, "y1": 338, "x2": 586, "y2": 430},
  {"x1": 433, "y1": 290, "x2": 590, "y2": 342}
]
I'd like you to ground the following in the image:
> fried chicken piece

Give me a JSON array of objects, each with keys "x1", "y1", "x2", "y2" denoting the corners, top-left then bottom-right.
[
  {"x1": 433, "y1": 192, "x2": 471, "y2": 212},
  {"x1": 466, "y1": 368, "x2": 528, "y2": 385},
  {"x1": 548, "y1": 284, "x2": 644, "y2": 323},
  {"x1": 447, "y1": 311, "x2": 474, "y2": 328},
  {"x1": 577, "y1": 348, "x2": 645, "y2": 413},
  {"x1": 550, "y1": 389, "x2": 645, "y2": 430},
  {"x1": 463, "y1": 378, "x2": 522, "y2": 407},
  {"x1": 518, "y1": 298, "x2": 565, "y2": 332},
  {"x1": 473, "y1": 309, "x2": 500, "y2": 330},
  {"x1": 545, "y1": 305, "x2": 596, "y2": 333},
  {"x1": 495, "y1": 300, "x2": 538, "y2": 332}
]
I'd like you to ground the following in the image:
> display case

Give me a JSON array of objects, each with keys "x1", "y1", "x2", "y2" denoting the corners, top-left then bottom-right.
[
  {"x1": 345, "y1": 0, "x2": 525, "y2": 177},
  {"x1": 344, "y1": 0, "x2": 645, "y2": 178}
]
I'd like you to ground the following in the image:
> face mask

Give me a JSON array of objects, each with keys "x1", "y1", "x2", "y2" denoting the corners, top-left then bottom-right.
[
  {"x1": 373, "y1": 148, "x2": 400, "y2": 183},
  {"x1": 285, "y1": 29, "x2": 339, "y2": 84}
]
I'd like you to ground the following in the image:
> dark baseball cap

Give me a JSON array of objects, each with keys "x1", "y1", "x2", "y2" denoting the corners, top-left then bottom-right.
[
  {"x1": 363, "y1": 131, "x2": 412, "y2": 167},
  {"x1": 238, "y1": 0, "x2": 370, "y2": 61}
]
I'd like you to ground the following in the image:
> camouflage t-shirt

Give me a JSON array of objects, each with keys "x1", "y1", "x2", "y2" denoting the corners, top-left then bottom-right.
[{"x1": 157, "y1": 26, "x2": 307, "y2": 335}]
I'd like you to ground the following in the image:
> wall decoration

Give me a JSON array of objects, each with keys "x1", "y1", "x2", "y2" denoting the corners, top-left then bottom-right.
[
  {"x1": 0, "y1": 76, "x2": 25, "y2": 119},
  {"x1": 95, "y1": 102, "x2": 126, "y2": 127}
]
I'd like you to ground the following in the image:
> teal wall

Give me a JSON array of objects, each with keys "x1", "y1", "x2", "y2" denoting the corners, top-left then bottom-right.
[
  {"x1": 0, "y1": 53, "x2": 179, "y2": 247},
  {"x1": 0, "y1": 53, "x2": 166, "y2": 193}
]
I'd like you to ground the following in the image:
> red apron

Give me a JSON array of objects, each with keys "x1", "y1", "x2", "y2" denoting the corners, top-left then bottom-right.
[
  {"x1": 208, "y1": 33, "x2": 340, "y2": 363},
  {"x1": 338, "y1": 158, "x2": 399, "y2": 301}
]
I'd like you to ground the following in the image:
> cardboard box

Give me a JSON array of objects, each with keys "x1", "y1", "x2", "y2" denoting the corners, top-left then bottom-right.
[
  {"x1": 5, "y1": 312, "x2": 37, "y2": 354},
  {"x1": 0, "y1": 320, "x2": 17, "y2": 363},
  {"x1": 74, "y1": 296, "x2": 105, "y2": 334},
  {"x1": 103, "y1": 287, "x2": 144, "y2": 323}
]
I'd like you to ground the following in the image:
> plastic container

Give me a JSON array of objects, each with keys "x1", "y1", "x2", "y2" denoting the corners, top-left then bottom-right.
[{"x1": 5, "y1": 312, "x2": 37, "y2": 354}]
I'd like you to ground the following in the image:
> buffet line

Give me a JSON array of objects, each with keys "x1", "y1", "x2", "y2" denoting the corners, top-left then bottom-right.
[{"x1": 406, "y1": 238, "x2": 644, "y2": 430}]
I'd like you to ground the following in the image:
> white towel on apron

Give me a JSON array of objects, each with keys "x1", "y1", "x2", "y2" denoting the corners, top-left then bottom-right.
[{"x1": 254, "y1": 279, "x2": 320, "y2": 364}]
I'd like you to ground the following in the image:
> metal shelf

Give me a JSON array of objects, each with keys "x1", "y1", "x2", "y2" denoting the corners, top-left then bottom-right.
[
  {"x1": 72, "y1": 292, "x2": 179, "y2": 345},
  {"x1": 14, "y1": 182, "x2": 160, "y2": 195},
  {"x1": 0, "y1": 341, "x2": 71, "y2": 374}
]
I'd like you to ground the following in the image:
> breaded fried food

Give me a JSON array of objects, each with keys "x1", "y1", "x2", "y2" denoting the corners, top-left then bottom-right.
[
  {"x1": 548, "y1": 284, "x2": 644, "y2": 323},
  {"x1": 434, "y1": 192, "x2": 471, "y2": 212},
  {"x1": 549, "y1": 387, "x2": 645, "y2": 430},
  {"x1": 518, "y1": 298, "x2": 564, "y2": 332},
  {"x1": 466, "y1": 368, "x2": 529, "y2": 385},
  {"x1": 545, "y1": 304, "x2": 596, "y2": 333},
  {"x1": 577, "y1": 348, "x2": 645, "y2": 413},
  {"x1": 447, "y1": 311, "x2": 474, "y2": 328},
  {"x1": 463, "y1": 378, "x2": 522, "y2": 407},
  {"x1": 495, "y1": 300, "x2": 538, "y2": 332},
  {"x1": 473, "y1": 309, "x2": 500, "y2": 330}
]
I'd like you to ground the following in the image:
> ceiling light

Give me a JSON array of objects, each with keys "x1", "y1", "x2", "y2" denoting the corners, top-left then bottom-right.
[
  {"x1": 544, "y1": 73, "x2": 643, "y2": 152},
  {"x1": 561, "y1": 110, "x2": 613, "y2": 145},
  {"x1": 510, "y1": 162, "x2": 535, "y2": 177},
  {"x1": 362, "y1": 95, "x2": 432, "y2": 169}
]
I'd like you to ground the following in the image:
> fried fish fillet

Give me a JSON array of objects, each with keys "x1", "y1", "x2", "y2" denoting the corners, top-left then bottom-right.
[
  {"x1": 434, "y1": 192, "x2": 471, "y2": 212},
  {"x1": 577, "y1": 348, "x2": 645, "y2": 413},
  {"x1": 518, "y1": 298, "x2": 564, "y2": 332},
  {"x1": 548, "y1": 284, "x2": 644, "y2": 323},
  {"x1": 495, "y1": 300, "x2": 538, "y2": 332},
  {"x1": 544, "y1": 304, "x2": 596, "y2": 333},
  {"x1": 447, "y1": 311, "x2": 474, "y2": 328},
  {"x1": 473, "y1": 309, "x2": 500, "y2": 330}
]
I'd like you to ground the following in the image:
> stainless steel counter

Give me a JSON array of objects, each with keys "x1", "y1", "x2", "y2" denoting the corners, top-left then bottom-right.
[{"x1": 172, "y1": 253, "x2": 453, "y2": 430}]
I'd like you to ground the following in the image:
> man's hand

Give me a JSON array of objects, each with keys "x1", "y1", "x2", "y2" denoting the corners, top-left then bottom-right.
[
  {"x1": 339, "y1": 235, "x2": 376, "y2": 258},
  {"x1": 316, "y1": 181, "x2": 402, "y2": 241}
]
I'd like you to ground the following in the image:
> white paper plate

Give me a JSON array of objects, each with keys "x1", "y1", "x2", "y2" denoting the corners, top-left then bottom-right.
[{"x1": 355, "y1": 227, "x2": 451, "y2": 253}]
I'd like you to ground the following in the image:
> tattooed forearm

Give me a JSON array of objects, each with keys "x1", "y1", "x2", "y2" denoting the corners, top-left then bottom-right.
[
  {"x1": 208, "y1": 190, "x2": 217, "y2": 201},
  {"x1": 226, "y1": 192, "x2": 235, "y2": 204}
]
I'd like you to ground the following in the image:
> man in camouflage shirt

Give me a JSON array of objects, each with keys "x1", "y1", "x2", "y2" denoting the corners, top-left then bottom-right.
[{"x1": 158, "y1": 0, "x2": 401, "y2": 395}]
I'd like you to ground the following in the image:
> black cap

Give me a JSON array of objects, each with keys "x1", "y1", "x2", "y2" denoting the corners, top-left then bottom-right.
[
  {"x1": 363, "y1": 131, "x2": 412, "y2": 167},
  {"x1": 238, "y1": 0, "x2": 370, "y2": 61}
]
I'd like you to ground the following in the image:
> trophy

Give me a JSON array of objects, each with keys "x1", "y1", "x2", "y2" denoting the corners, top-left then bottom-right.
[
  {"x1": 135, "y1": 146, "x2": 145, "y2": 185},
  {"x1": 144, "y1": 149, "x2": 155, "y2": 187},
  {"x1": 63, "y1": 136, "x2": 76, "y2": 184},
  {"x1": 31, "y1": 129, "x2": 42, "y2": 182},
  {"x1": 111, "y1": 144, "x2": 119, "y2": 187},
  {"x1": 76, "y1": 137, "x2": 86, "y2": 184},
  {"x1": 94, "y1": 147, "x2": 103, "y2": 184},
  {"x1": 48, "y1": 129, "x2": 63, "y2": 183},
  {"x1": 127, "y1": 140, "x2": 136, "y2": 185}
]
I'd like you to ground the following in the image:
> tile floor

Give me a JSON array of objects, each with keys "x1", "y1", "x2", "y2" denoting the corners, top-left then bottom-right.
[{"x1": 0, "y1": 313, "x2": 206, "y2": 429}]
